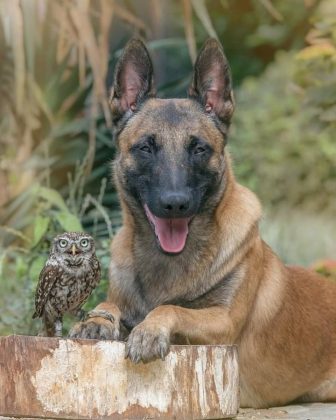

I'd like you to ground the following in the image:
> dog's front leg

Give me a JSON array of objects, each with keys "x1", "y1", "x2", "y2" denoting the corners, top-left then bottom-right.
[{"x1": 125, "y1": 305, "x2": 237, "y2": 363}]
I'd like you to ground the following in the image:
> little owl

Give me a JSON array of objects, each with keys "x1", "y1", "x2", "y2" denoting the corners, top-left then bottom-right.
[{"x1": 33, "y1": 232, "x2": 101, "y2": 337}]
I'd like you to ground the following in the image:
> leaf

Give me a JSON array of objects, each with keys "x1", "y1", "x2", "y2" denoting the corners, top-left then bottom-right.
[
  {"x1": 35, "y1": 186, "x2": 68, "y2": 211},
  {"x1": 182, "y1": 0, "x2": 196, "y2": 63},
  {"x1": 15, "y1": 255, "x2": 28, "y2": 278},
  {"x1": 296, "y1": 44, "x2": 336, "y2": 61},
  {"x1": 258, "y1": 0, "x2": 283, "y2": 22},
  {"x1": 27, "y1": 75, "x2": 54, "y2": 123},
  {"x1": 50, "y1": 118, "x2": 89, "y2": 138},
  {"x1": 146, "y1": 38, "x2": 187, "y2": 50},
  {"x1": 0, "y1": 226, "x2": 31, "y2": 243},
  {"x1": 55, "y1": 211, "x2": 83, "y2": 232},
  {"x1": 7, "y1": 0, "x2": 26, "y2": 115},
  {"x1": 113, "y1": 3, "x2": 147, "y2": 33},
  {"x1": 69, "y1": 4, "x2": 111, "y2": 126},
  {"x1": 191, "y1": 0, "x2": 218, "y2": 39},
  {"x1": 21, "y1": 0, "x2": 37, "y2": 75},
  {"x1": 33, "y1": 215, "x2": 50, "y2": 246},
  {"x1": 29, "y1": 256, "x2": 47, "y2": 283}
]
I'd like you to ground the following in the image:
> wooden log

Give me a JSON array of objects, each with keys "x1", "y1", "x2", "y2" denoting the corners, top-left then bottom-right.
[{"x1": 0, "y1": 335, "x2": 239, "y2": 419}]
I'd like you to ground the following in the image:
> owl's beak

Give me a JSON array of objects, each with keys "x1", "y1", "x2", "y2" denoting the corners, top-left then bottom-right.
[{"x1": 71, "y1": 244, "x2": 77, "y2": 256}]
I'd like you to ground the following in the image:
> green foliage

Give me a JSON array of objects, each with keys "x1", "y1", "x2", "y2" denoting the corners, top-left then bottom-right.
[
  {"x1": 230, "y1": 48, "x2": 336, "y2": 210},
  {"x1": 295, "y1": 9, "x2": 336, "y2": 136},
  {"x1": 206, "y1": 0, "x2": 318, "y2": 83}
]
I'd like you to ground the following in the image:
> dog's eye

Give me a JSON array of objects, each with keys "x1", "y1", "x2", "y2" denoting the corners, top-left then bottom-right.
[
  {"x1": 194, "y1": 146, "x2": 206, "y2": 155},
  {"x1": 189, "y1": 136, "x2": 210, "y2": 156},
  {"x1": 139, "y1": 144, "x2": 152, "y2": 153}
]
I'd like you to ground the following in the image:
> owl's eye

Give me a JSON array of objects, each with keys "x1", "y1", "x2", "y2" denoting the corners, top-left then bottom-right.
[
  {"x1": 80, "y1": 238, "x2": 89, "y2": 248},
  {"x1": 59, "y1": 239, "x2": 68, "y2": 248}
]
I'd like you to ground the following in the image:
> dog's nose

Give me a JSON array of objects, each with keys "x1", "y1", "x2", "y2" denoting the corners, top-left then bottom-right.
[{"x1": 160, "y1": 191, "x2": 191, "y2": 217}]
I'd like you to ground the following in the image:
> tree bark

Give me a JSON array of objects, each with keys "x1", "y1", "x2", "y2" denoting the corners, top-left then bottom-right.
[{"x1": 0, "y1": 335, "x2": 239, "y2": 419}]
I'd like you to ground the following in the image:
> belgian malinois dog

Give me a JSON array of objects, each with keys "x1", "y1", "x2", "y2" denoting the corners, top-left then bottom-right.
[{"x1": 70, "y1": 39, "x2": 336, "y2": 408}]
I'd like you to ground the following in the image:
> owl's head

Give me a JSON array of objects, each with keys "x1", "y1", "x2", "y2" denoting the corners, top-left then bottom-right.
[{"x1": 51, "y1": 232, "x2": 96, "y2": 266}]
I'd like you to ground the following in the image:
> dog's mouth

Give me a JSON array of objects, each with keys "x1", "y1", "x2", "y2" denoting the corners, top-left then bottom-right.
[{"x1": 144, "y1": 204, "x2": 191, "y2": 254}]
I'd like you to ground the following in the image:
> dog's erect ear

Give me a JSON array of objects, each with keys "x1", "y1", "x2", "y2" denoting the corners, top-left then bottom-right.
[
  {"x1": 110, "y1": 39, "x2": 155, "y2": 124},
  {"x1": 189, "y1": 39, "x2": 234, "y2": 123}
]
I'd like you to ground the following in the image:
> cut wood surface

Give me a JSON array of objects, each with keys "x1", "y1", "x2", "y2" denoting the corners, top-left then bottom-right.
[{"x1": 0, "y1": 335, "x2": 239, "y2": 419}]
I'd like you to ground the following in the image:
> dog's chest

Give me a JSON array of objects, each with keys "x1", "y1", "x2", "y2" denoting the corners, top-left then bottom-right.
[
  {"x1": 118, "y1": 267, "x2": 197, "y2": 329},
  {"x1": 120, "y1": 261, "x2": 239, "y2": 331}
]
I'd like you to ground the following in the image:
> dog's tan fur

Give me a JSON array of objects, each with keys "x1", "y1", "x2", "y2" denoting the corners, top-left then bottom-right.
[{"x1": 70, "y1": 39, "x2": 336, "y2": 408}]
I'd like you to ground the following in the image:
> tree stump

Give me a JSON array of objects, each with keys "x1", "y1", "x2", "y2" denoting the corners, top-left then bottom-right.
[{"x1": 0, "y1": 335, "x2": 239, "y2": 419}]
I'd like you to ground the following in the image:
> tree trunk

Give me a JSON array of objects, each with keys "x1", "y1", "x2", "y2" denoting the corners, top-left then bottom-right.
[{"x1": 0, "y1": 335, "x2": 239, "y2": 419}]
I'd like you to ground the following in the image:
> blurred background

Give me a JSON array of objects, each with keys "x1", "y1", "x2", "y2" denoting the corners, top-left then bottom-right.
[{"x1": 0, "y1": 0, "x2": 335, "y2": 335}]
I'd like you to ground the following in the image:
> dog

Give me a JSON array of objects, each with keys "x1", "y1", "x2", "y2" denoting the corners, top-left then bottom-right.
[{"x1": 69, "y1": 38, "x2": 336, "y2": 408}]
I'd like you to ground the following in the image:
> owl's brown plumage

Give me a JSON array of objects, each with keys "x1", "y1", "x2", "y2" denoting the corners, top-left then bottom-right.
[{"x1": 33, "y1": 232, "x2": 101, "y2": 337}]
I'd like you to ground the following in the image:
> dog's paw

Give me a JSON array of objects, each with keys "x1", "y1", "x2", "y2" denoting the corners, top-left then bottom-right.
[
  {"x1": 125, "y1": 321, "x2": 170, "y2": 364},
  {"x1": 69, "y1": 318, "x2": 119, "y2": 341}
]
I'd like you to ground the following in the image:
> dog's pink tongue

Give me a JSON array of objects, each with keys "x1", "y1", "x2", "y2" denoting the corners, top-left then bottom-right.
[
  {"x1": 145, "y1": 205, "x2": 189, "y2": 253},
  {"x1": 154, "y1": 217, "x2": 189, "y2": 253}
]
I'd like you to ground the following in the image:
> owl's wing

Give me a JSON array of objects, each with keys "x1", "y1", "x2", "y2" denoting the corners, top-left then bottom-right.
[
  {"x1": 93, "y1": 257, "x2": 101, "y2": 285},
  {"x1": 32, "y1": 264, "x2": 62, "y2": 318},
  {"x1": 90, "y1": 257, "x2": 101, "y2": 292}
]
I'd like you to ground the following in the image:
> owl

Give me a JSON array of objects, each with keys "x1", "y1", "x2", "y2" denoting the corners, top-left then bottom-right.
[{"x1": 33, "y1": 232, "x2": 101, "y2": 337}]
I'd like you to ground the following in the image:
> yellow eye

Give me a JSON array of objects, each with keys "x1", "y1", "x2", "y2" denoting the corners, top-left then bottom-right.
[
  {"x1": 80, "y1": 239, "x2": 89, "y2": 247},
  {"x1": 59, "y1": 239, "x2": 68, "y2": 248}
]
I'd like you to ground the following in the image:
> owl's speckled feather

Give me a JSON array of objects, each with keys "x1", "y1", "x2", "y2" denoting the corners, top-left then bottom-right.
[{"x1": 33, "y1": 232, "x2": 101, "y2": 337}]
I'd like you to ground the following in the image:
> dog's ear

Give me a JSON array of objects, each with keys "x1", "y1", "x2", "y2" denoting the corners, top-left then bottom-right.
[
  {"x1": 189, "y1": 39, "x2": 234, "y2": 123},
  {"x1": 110, "y1": 39, "x2": 155, "y2": 125}
]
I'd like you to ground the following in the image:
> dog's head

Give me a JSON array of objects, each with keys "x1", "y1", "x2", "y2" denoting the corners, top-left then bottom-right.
[{"x1": 111, "y1": 39, "x2": 235, "y2": 254}]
